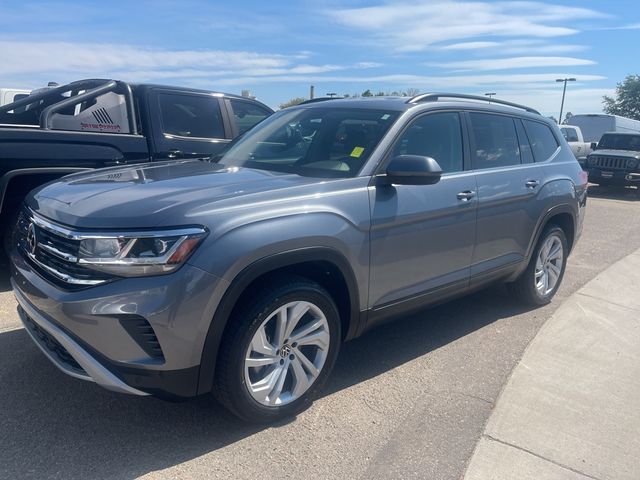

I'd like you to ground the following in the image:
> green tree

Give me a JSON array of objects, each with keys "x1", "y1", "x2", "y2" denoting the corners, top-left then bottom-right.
[
  {"x1": 279, "y1": 97, "x2": 307, "y2": 109},
  {"x1": 603, "y1": 75, "x2": 640, "y2": 120},
  {"x1": 375, "y1": 91, "x2": 385, "y2": 96},
  {"x1": 562, "y1": 112, "x2": 573, "y2": 124},
  {"x1": 361, "y1": 89, "x2": 373, "y2": 97}
]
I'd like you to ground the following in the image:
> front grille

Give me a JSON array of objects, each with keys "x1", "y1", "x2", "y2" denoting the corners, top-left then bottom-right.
[
  {"x1": 22, "y1": 310, "x2": 86, "y2": 375},
  {"x1": 16, "y1": 211, "x2": 114, "y2": 289},
  {"x1": 591, "y1": 155, "x2": 627, "y2": 170}
]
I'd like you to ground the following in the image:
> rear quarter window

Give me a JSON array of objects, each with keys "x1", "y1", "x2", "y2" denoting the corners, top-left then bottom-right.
[{"x1": 523, "y1": 120, "x2": 559, "y2": 162}]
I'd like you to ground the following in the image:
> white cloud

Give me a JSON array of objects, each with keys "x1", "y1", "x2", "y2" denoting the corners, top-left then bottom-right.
[
  {"x1": 211, "y1": 72, "x2": 606, "y2": 88},
  {"x1": 438, "y1": 39, "x2": 587, "y2": 55},
  {"x1": 440, "y1": 42, "x2": 501, "y2": 50},
  {"x1": 328, "y1": 1, "x2": 606, "y2": 52},
  {"x1": 434, "y1": 56, "x2": 596, "y2": 71},
  {"x1": 493, "y1": 88, "x2": 614, "y2": 117},
  {"x1": 0, "y1": 40, "x2": 379, "y2": 86}
]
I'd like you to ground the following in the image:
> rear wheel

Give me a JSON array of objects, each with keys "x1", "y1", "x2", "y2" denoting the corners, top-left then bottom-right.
[
  {"x1": 509, "y1": 225, "x2": 568, "y2": 306},
  {"x1": 214, "y1": 276, "x2": 341, "y2": 423}
]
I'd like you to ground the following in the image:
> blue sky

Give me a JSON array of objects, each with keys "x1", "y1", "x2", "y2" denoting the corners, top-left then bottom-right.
[{"x1": 1, "y1": 0, "x2": 639, "y2": 116}]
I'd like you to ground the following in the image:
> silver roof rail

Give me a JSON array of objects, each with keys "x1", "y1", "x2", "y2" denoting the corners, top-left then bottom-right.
[{"x1": 406, "y1": 93, "x2": 540, "y2": 115}]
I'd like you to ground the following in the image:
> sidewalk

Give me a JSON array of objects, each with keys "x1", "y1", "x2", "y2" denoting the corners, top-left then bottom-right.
[{"x1": 464, "y1": 248, "x2": 640, "y2": 480}]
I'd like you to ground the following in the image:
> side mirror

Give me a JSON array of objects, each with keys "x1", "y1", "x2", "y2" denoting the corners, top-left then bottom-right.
[
  {"x1": 590, "y1": 142, "x2": 598, "y2": 150},
  {"x1": 383, "y1": 155, "x2": 443, "y2": 185}
]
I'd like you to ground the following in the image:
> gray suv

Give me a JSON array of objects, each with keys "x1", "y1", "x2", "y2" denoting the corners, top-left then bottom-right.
[{"x1": 10, "y1": 93, "x2": 587, "y2": 422}]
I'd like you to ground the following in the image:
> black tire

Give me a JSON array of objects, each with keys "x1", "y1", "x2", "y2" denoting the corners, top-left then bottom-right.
[
  {"x1": 214, "y1": 275, "x2": 341, "y2": 423},
  {"x1": 508, "y1": 224, "x2": 568, "y2": 306}
]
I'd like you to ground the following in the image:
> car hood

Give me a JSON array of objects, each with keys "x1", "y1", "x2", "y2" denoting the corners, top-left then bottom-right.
[
  {"x1": 589, "y1": 149, "x2": 640, "y2": 159},
  {"x1": 27, "y1": 160, "x2": 318, "y2": 228}
]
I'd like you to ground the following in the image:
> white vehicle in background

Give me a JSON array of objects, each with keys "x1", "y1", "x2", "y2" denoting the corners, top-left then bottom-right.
[
  {"x1": 560, "y1": 125, "x2": 595, "y2": 165},
  {"x1": 566, "y1": 114, "x2": 640, "y2": 144},
  {"x1": 0, "y1": 88, "x2": 30, "y2": 107}
]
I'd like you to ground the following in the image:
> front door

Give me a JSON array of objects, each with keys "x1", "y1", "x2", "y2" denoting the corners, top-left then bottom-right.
[{"x1": 368, "y1": 111, "x2": 477, "y2": 315}]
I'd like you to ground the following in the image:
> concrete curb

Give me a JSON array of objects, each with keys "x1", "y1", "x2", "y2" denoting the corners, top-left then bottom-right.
[{"x1": 464, "y1": 248, "x2": 640, "y2": 480}]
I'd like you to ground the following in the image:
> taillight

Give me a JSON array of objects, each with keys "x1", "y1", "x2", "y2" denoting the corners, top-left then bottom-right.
[{"x1": 578, "y1": 170, "x2": 588, "y2": 187}]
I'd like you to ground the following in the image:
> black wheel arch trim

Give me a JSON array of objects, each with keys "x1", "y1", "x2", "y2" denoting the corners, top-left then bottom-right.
[
  {"x1": 0, "y1": 168, "x2": 90, "y2": 213},
  {"x1": 523, "y1": 203, "x2": 578, "y2": 265},
  {"x1": 196, "y1": 246, "x2": 362, "y2": 395}
]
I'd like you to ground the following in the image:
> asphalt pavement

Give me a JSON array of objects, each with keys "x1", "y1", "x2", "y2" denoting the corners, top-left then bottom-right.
[{"x1": 0, "y1": 185, "x2": 639, "y2": 480}]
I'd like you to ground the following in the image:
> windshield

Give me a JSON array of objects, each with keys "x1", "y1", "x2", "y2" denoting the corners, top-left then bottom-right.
[
  {"x1": 598, "y1": 134, "x2": 640, "y2": 151},
  {"x1": 215, "y1": 107, "x2": 400, "y2": 177}
]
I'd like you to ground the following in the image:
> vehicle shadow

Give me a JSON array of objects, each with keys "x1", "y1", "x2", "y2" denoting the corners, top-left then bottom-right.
[
  {"x1": 588, "y1": 184, "x2": 640, "y2": 202},
  {"x1": 0, "y1": 284, "x2": 533, "y2": 479},
  {"x1": 0, "y1": 270, "x2": 11, "y2": 293}
]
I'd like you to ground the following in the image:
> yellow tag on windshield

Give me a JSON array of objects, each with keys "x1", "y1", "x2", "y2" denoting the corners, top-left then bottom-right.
[{"x1": 350, "y1": 146, "x2": 365, "y2": 158}]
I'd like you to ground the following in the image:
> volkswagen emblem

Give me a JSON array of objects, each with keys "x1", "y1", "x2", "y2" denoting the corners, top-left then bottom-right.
[
  {"x1": 279, "y1": 344, "x2": 292, "y2": 358},
  {"x1": 26, "y1": 222, "x2": 38, "y2": 255}
]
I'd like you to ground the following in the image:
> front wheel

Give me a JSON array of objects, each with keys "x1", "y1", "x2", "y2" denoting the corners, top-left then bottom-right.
[
  {"x1": 214, "y1": 276, "x2": 341, "y2": 423},
  {"x1": 509, "y1": 225, "x2": 568, "y2": 306}
]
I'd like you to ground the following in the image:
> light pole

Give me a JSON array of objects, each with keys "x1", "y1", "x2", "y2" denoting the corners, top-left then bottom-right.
[
  {"x1": 484, "y1": 92, "x2": 496, "y2": 104},
  {"x1": 326, "y1": 92, "x2": 338, "y2": 98},
  {"x1": 556, "y1": 78, "x2": 576, "y2": 124}
]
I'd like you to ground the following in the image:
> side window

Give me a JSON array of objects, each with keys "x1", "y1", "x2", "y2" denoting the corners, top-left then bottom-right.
[
  {"x1": 393, "y1": 112, "x2": 464, "y2": 174},
  {"x1": 523, "y1": 120, "x2": 560, "y2": 162},
  {"x1": 229, "y1": 99, "x2": 271, "y2": 135},
  {"x1": 158, "y1": 93, "x2": 224, "y2": 139},
  {"x1": 515, "y1": 119, "x2": 534, "y2": 164},
  {"x1": 561, "y1": 127, "x2": 579, "y2": 142},
  {"x1": 469, "y1": 112, "x2": 520, "y2": 169}
]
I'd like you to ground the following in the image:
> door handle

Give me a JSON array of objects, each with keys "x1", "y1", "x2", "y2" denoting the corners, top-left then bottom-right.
[
  {"x1": 167, "y1": 149, "x2": 183, "y2": 159},
  {"x1": 456, "y1": 190, "x2": 476, "y2": 201},
  {"x1": 525, "y1": 180, "x2": 540, "y2": 189}
]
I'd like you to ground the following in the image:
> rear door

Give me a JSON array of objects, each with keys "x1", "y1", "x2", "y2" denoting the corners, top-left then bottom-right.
[
  {"x1": 368, "y1": 111, "x2": 477, "y2": 315},
  {"x1": 147, "y1": 89, "x2": 232, "y2": 160},
  {"x1": 467, "y1": 112, "x2": 549, "y2": 284}
]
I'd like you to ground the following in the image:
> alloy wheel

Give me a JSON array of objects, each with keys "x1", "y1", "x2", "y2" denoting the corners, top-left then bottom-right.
[
  {"x1": 243, "y1": 301, "x2": 330, "y2": 406},
  {"x1": 534, "y1": 234, "x2": 564, "y2": 296}
]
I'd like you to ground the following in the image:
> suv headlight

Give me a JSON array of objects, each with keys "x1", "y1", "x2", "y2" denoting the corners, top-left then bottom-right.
[
  {"x1": 627, "y1": 158, "x2": 638, "y2": 169},
  {"x1": 588, "y1": 156, "x2": 597, "y2": 166},
  {"x1": 77, "y1": 227, "x2": 207, "y2": 277}
]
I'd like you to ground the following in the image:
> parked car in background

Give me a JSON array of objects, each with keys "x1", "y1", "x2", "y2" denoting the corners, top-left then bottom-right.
[
  {"x1": 0, "y1": 88, "x2": 30, "y2": 107},
  {"x1": 10, "y1": 93, "x2": 587, "y2": 422},
  {"x1": 585, "y1": 132, "x2": 640, "y2": 188},
  {"x1": 560, "y1": 125, "x2": 594, "y2": 165},
  {"x1": 566, "y1": 114, "x2": 640, "y2": 144},
  {"x1": 0, "y1": 78, "x2": 273, "y2": 257}
]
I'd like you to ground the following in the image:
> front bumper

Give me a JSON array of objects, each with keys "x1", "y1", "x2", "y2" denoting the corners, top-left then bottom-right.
[
  {"x1": 11, "y1": 249, "x2": 228, "y2": 398},
  {"x1": 587, "y1": 168, "x2": 640, "y2": 186},
  {"x1": 16, "y1": 290, "x2": 148, "y2": 395}
]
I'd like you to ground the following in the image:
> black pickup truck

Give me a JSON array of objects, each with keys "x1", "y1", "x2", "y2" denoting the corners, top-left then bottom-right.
[
  {"x1": 585, "y1": 132, "x2": 640, "y2": 189},
  {"x1": 0, "y1": 79, "x2": 273, "y2": 255}
]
